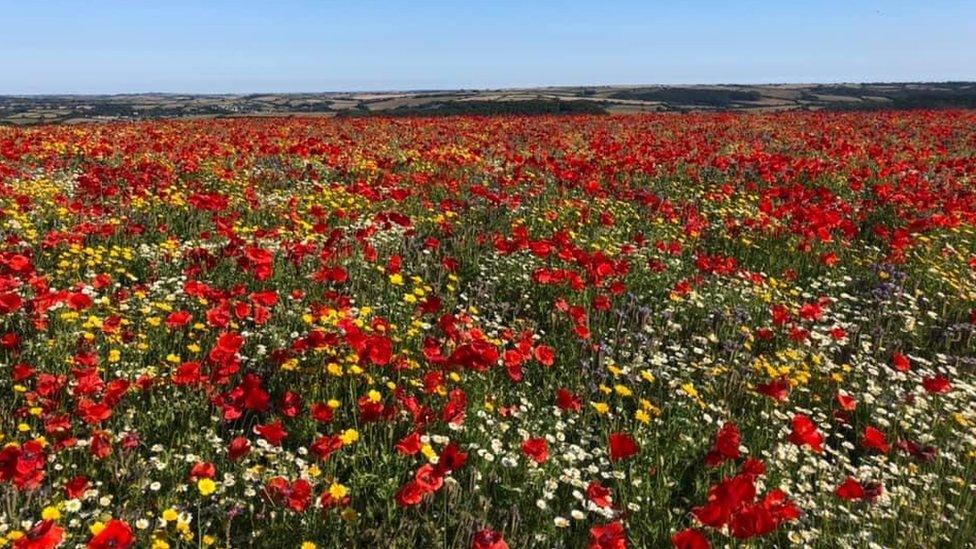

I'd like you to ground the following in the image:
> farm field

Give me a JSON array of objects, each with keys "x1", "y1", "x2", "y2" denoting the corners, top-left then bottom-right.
[{"x1": 0, "y1": 111, "x2": 975, "y2": 548}]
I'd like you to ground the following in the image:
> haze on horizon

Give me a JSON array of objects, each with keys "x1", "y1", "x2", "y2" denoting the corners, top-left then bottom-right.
[{"x1": 2, "y1": 0, "x2": 974, "y2": 95}]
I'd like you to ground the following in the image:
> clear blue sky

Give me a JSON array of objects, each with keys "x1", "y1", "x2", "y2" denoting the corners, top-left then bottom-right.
[{"x1": 2, "y1": 0, "x2": 973, "y2": 94}]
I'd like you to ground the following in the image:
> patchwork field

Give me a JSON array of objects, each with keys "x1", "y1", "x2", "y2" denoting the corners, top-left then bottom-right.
[{"x1": 0, "y1": 111, "x2": 975, "y2": 547}]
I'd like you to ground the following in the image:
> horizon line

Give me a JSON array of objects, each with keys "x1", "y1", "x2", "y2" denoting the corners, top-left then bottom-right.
[{"x1": 3, "y1": 79, "x2": 974, "y2": 98}]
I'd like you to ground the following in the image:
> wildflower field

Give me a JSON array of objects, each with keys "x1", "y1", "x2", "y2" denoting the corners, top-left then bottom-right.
[{"x1": 1, "y1": 110, "x2": 976, "y2": 548}]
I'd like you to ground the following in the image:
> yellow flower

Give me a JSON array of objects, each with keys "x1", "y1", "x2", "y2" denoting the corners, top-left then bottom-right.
[
  {"x1": 328, "y1": 482, "x2": 349, "y2": 499},
  {"x1": 613, "y1": 385, "x2": 632, "y2": 397},
  {"x1": 41, "y1": 506, "x2": 60, "y2": 520},
  {"x1": 591, "y1": 402, "x2": 610, "y2": 415},
  {"x1": 340, "y1": 429, "x2": 359, "y2": 445},
  {"x1": 197, "y1": 478, "x2": 217, "y2": 496},
  {"x1": 367, "y1": 390, "x2": 381, "y2": 403},
  {"x1": 162, "y1": 508, "x2": 179, "y2": 522},
  {"x1": 388, "y1": 273, "x2": 404, "y2": 285},
  {"x1": 152, "y1": 539, "x2": 170, "y2": 549},
  {"x1": 635, "y1": 409, "x2": 651, "y2": 424},
  {"x1": 301, "y1": 543, "x2": 318, "y2": 549}
]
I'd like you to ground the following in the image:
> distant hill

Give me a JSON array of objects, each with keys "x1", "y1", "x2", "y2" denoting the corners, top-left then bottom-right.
[{"x1": 1, "y1": 82, "x2": 974, "y2": 124}]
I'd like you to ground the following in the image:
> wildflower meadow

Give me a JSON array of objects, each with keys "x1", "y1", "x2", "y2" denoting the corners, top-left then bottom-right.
[{"x1": 0, "y1": 111, "x2": 975, "y2": 548}]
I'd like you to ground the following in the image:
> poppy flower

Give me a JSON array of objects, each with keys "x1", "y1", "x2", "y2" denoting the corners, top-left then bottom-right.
[
  {"x1": 265, "y1": 477, "x2": 312, "y2": 512},
  {"x1": 434, "y1": 442, "x2": 468, "y2": 475},
  {"x1": 835, "y1": 477, "x2": 865, "y2": 500},
  {"x1": 165, "y1": 310, "x2": 192, "y2": 328},
  {"x1": 586, "y1": 481, "x2": 613, "y2": 508},
  {"x1": 533, "y1": 345, "x2": 555, "y2": 366},
  {"x1": 395, "y1": 432, "x2": 422, "y2": 455},
  {"x1": 310, "y1": 402, "x2": 334, "y2": 423},
  {"x1": 705, "y1": 422, "x2": 741, "y2": 467},
  {"x1": 310, "y1": 435, "x2": 343, "y2": 460},
  {"x1": 836, "y1": 392, "x2": 857, "y2": 411},
  {"x1": 14, "y1": 520, "x2": 63, "y2": 549},
  {"x1": 556, "y1": 388, "x2": 582, "y2": 411},
  {"x1": 608, "y1": 432, "x2": 639, "y2": 462},
  {"x1": 471, "y1": 528, "x2": 509, "y2": 549},
  {"x1": 189, "y1": 461, "x2": 216, "y2": 480},
  {"x1": 891, "y1": 352, "x2": 911, "y2": 372},
  {"x1": 922, "y1": 375, "x2": 951, "y2": 394},
  {"x1": 522, "y1": 437, "x2": 549, "y2": 464},
  {"x1": 756, "y1": 378, "x2": 790, "y2": 402},
  {"x1": 588, "y1": 520, "x2": 627, "y2": 549},
  {"x1": 671, "y1": 528, "x2": 710, "y2": 549},
  {"x1": 254, "y1": 420, "x2": 287, "y2": 446},
  {"x1": 414, "y1": 464, "x2": 444, "y2": 492},
  {"x1": 227, "y1": 437, "x2": 251, "y2": 460},
  {"x1": 862, "y1": 426, "x2": 890, "y2": 454},
  {"x1": 0, "y1": 292, "x2": 23, "y2": 314},
  {"x1": 87, "y1": 519, "x2": 134, "y2": 549},
  {"x1": 788, "y1": 414, "x2": 823, "y2": 453},
  {"x1": 66, "y1": 292, "x2": 93, "y2": 310},
  {"x1": 65, "y1": 475, "x2": 89, "y2": 499},
  {"x1": 395, "y1": 480, "x2": 426, "y2": 507}
]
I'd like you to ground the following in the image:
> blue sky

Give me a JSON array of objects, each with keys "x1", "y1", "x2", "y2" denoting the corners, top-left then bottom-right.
[{"x1": 1, "y1": 0, "x2": 973, "y2": 94}]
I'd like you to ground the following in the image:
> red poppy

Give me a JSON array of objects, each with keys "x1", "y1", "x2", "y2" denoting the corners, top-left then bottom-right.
[
  {"x1": 395, "y1": 480, "x2": 426, "y2": 507},
  {"x1": 227, "y1": 437, "x2": 251, "y2": 460},
  {"x1": 608, "y1": 432, "x2": 639, "y2": 462},
  {"x1": 588, "y1": 520, "x2": 628, "y2": 549},
  {"x1": 891, "y1": 352, "x2": 911, "y2": 372},
  {"x1": 0, "y1": 439, "x2": 47, "y2": 490},
  {"x1": 396, "y1": 432, "x2": 422, "y2": 455},
  {"x1": 265, "y1": 477, "x2": 312, "y2": 512},
  {"x1": 189, "y1": 461, "x2": 216, "y2": 480},
  {"x1": 788, "y1": 414, "x2": 823, "y2": 453},
  {"x1": 671, "y1": 528, "x2": 710, "y2": 549},
  {"x1": 471, "y1": 528, "x2": 509, "y2": 549},
  {"x1": 254, "y1": 420, "x2": 287, "y2": 446},
  {"x1": 862, "y1": 426, "x2": 890, "y2": 454},
  {"x1": 835, "y1": 477, "x2": 865, "y2": 500},
  {"x1": 14, "y1": 520, "x2": 63, "y2": 549},
  {"x1": 310, "y1": 435, "x2": 343, "y2": 460},
  {"x1": 87, "y1": 519, "x2": 134, "y2": 549},
  {"x1": 66, "y1": 292, "x2": 93, "y2": 310},
  {"x1": 556, "y1": 388, "x2": 582, "y2": 411},
  {"x1": 0, "y1": 292, "x2": 23, "y2": 314},
  {"x1": 65, "y1": 475, "x2": 89, "y2": 499},
  {"x1": 165, "y1": 310, "x2": 192, "y2": 328},
  {"x1": 836, "y1": 392, "x2": 857, "y2": 411},
  {"x1": 586, "y1": 481, "x2": 613, "y2": 508},
  {"x1": 756, "y1": 378, "x2": 790, "y2": 402},
  {"x1": 533, "y1": 345, "x2": 555, "y2": 366},
  {"x1": 705, "y1": 422, "x2": 741, "y2": 467},
  {"x1": 310, "y1": 403, "x2": 334, "y2": 423},
  {"x1": 414, "y1": 464, "x2": 444, "y2": 492},
  {"x1": 522, "y1": 437, "x2": 549, "y2": 464},
  {"x1": 922, "y1": 375, "x2": 951, "y2": 394}
]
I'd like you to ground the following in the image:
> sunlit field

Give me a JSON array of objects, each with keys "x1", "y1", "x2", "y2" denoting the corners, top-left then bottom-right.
[{"x1": 1, "y1": 111, "x2": 975, "y2": 548}]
